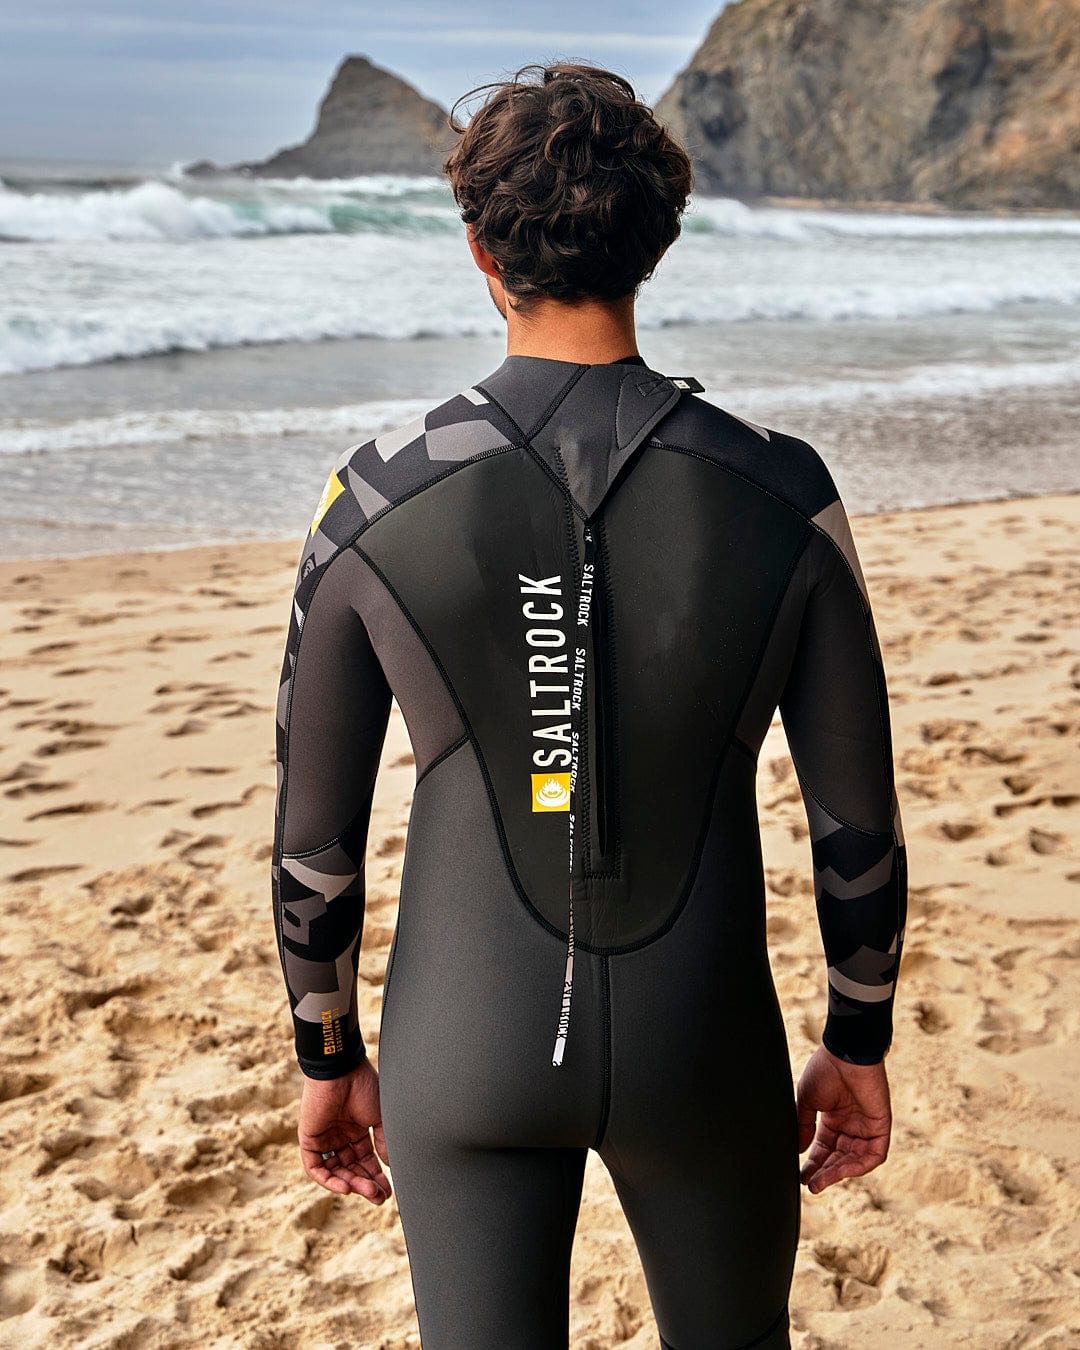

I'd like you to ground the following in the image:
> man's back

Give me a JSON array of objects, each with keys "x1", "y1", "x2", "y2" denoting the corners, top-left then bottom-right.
[{"x1": 271, "y1": 352, "x2": 905, "y2": 1349}]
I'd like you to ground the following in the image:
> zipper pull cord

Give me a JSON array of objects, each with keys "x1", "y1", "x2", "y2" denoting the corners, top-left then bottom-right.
[{"x1": 552, "y1": 521, "x2": 597, "y2": 1068}]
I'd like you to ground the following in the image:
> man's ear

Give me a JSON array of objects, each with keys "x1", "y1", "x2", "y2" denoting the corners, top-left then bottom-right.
[{"x1": 465, "y1": 224, "x2": 500, "y2": 279}]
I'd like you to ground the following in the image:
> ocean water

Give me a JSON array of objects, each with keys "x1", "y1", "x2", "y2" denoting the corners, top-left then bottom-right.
[{"x1": 1, "y1": 158, "x2": 1078, "y2": 559}]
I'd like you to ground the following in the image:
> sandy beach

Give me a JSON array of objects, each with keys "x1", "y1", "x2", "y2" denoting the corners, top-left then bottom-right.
[{"x1": 0, "y1": 490, "x2": 1077, "y2": 1349}]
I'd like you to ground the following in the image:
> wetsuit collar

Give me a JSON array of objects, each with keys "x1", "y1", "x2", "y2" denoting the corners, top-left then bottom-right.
[{"x1": 475, "y1": 353, "x2": 685, "y2": 520}]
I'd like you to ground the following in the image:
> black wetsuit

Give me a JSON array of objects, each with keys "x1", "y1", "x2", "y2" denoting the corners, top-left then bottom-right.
[{"x1": 271, "y1": 353, "x2": 908, "y2": 1350}]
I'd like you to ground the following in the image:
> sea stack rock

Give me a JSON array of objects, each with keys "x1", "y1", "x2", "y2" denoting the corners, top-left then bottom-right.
[
  {"x1": 232, "y1": 55, "x2": 453, "y2": 178},
  {"x1": 656, "y1": 0, "x2": 1080, "y2": 209}
]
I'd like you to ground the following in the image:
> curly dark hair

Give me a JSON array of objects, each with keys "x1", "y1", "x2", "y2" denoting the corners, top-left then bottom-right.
[{"x1": 443, "y1": 62, "x2": 693, "y2": 312}]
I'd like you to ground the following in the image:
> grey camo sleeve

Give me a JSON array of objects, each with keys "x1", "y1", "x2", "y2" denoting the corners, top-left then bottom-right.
[
  {"x1": 272, "y1": 533, "x2": 393, "y2": 1081},
  {"x1": 779, "y1": 497, "x2": 908, "y2": 1066}
]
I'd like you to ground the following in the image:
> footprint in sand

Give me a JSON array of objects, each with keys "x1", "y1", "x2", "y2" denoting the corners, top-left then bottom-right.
[
  {"x1": 159, "y1": 764, "x2": 232, "y2": 778},
  {"x1": 192, "y1": 800, "x2": 244, "y2": 820},
  {"x1": 26, "y1": 801, "x2": 110, "y2": 820},
  {"x1": 34, "y1": 737, "x2": 106, "y2": 756},
  {"x1": 8, "y1": 863, "x2": 83, "y2": 883},
  {"x1": 126, "y1": 797, "x2": 182, "y2": 814},
  {"x1": 165, "y1": 718, "x2": 210, "y2": 737},
  {"x1": 996, "y1": 794, "x2": 1079, "y2": 818},
  {"x1": 166, "y1": 1235, "x2": 217, "y2": 1281},
  {"x1": 913, "y1": 1000, "x2": 951, "y2": 1035},
  {"x1": 34, "y1": 1129, "x2": 101, "y2": 1178},
  {"x1": 940, "y1": 819, "x2": 983, "y2": 842},
  {"x1": 27, "y1": 640, "x2": 78, "y2": 657},
  {"x1": 376, "y1": 833, "x2": 406, "y2": 858},
  {"x1": 976, "y1": 999, "x2": 1061, "y2": 1055},
  {"x1": 154, "y1": 679, "x2": 216, "y2": 695},
  {"x1": 191, "y1": 783, "x2": 271, "y2": 819},
  {"x1": 165, "y1": 1169, "x2": 243, "y2": 1214},
  {"x1": 812, "y1": 1240, "x2": 889, "y2": 1308},
  {"x1": 0, "y1": 1070, "x2": 54, "y2": 1103},
  {"x1": 62, "y1": 979, "x2": 149, "y2": 1016},
  {"x1": 1029, "y1": 828, "x2": 1066, "y2": 855},
  {"x1": 178, "y1": 834, "x2": 228, "y2": 869}
]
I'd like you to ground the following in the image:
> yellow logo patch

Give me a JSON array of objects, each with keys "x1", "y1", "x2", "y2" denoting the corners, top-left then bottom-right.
[
  {"x1": 532, "y1": 772, "x2": 571, "y2": 812},
  {"x1": 310, "y1": 469, "x2": 345, "y2": 533}
]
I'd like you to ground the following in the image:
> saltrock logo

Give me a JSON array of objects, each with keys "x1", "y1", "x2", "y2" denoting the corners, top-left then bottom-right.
[
  {"x1": 532, "y1": 772, "x2": 571, "y2": 811},
  {"x1": 518, "y1": 572, "x2": 571, "y2": 812}
]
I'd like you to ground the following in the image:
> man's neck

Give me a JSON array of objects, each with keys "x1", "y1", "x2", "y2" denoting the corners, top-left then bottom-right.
[{"x1": 504, "y1": 295, "x2": 639, "y2": 365}]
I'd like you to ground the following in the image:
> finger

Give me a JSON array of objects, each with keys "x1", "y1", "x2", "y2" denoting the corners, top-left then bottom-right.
[
  {"x1": 795, "y1": 1096, "x2": 818, "y2": 1146},
  {"x1": 350, "y1": 1150, "x2": 393, "y2": 1198},
  {"x1": 304, "y1": 1155, "x2": 389, "y2": 1201},
  {"x1": 340, "y1": 1164, "x2": 392, "y2": 1202},
  {"x1": 806, "y1": 1153, "x2": 880, "y2": 1194},
  {"x1": 304, "y1": 1162, "x2": 353, "y2": 1195},
  {"x1": 350, "y1": 1172, "x2": 392, "y2": 1202},
  {"x1": 800, "y1": 1136, "x2": 836, "y2": 1177},
  {"x1": 373, "y1": 1123, "x2": 390, "y2": 1168},
  {"x1": 325, "y1": 1145, "x2": 393, "y2": 1200}
]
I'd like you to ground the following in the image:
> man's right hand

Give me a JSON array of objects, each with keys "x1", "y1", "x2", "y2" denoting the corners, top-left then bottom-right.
[
  {"x1": 796, "y1": 1045, "x2": 892, "y2": 1194},
  {"x1": 297, "y1": 1056, "x2": 393, "y2": 1203}
]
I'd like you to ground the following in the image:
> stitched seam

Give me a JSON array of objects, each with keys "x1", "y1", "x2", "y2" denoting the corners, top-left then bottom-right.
[
  {"x1": 522, "y1": 364, "x2": 589, "y2": 440},
  {"x1": 655, "y1": 438, "x2": 816, "y2": 524},
  {"x1": 795, "y1": 762, "x2": 897, "y2": 839},
  {"x1": 351, "y1": 543, "x2": 568, "y2": 943},
  {"x1": 414, "y1": 730, "x2": 470, "y2": 789},
  {"x1": 280, "y1": 786, "x2": 372, "y2": 860},
  {"x1": 731, "y1": 735, "x2": 759, "y2": 764},
  {"x1": 478, "y1": 380, "x2": 581, "y2": 504},
  {"x1": 349, "y1": 443, "x2": 520, "y2": 546}
]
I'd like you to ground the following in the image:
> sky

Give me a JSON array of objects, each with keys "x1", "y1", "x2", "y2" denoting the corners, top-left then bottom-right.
[{"x1": 0, "y1": 1, "x2": 731, "y2": 167}]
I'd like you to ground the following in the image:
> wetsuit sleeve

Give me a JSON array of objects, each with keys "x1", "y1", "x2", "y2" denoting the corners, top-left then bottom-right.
[
  {"x1": 271, "y1": 542, "x2": 393, "y2": 1080},
  {"x1": 779, "y1": 500, "x2": 908, "y2": 1066}
]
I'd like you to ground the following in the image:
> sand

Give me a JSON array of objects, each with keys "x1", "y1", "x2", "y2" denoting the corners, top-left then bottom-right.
[{"x1": 0, "y1": 491, "x2": 1077, "y2": 1350}]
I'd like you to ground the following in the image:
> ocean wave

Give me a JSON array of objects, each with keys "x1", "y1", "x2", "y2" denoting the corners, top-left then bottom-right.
[
  {"x1": 0, "y1": 305, "x2": 502, "y2": 376},
  {"x1": 0, "y1": 397, "x2": 434, "y2": 455},
  {"x1": 7, "y1": 171, "x2": 1078, "y2": 247},
  {"x1": 684, "y1": 195, "x2": 1080, "y2": 239},
  {"x1": 751, "y1": 354, "x2": 1080, "y2": 410},
  {"x1": 0, "y1": 178, "x2": 459, "y2": 243},
  {"x1": 5, "y1": 356, "x2": 1080, "y2": 456},
  {"x1": 4, "y1": 276, "x2": 1079, "y2": 377},
  {"x1": 167, "y1": 163, "x2": 450, "y2": 195},
  {"x1": 641, "y1": 277, "x2": 1080, "y2": 326}
]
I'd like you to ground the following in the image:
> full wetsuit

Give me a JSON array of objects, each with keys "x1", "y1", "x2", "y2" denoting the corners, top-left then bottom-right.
[{"x1": 271, "y1": 353, "x2": 908, "y2": 1350}]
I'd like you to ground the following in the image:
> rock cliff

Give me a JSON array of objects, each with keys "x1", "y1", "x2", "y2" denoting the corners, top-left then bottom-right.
[
  {"x1": 656, "y1": 0, "x2": 1080, "y2": 208},
  {"x1": 190, "y1": 55, "x2": 453, "y2": 179}
]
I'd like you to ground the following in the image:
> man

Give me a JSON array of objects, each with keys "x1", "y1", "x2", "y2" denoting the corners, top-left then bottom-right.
[{"x1": 272, "y1": 62, "x2": 905, "y2": 1350}]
